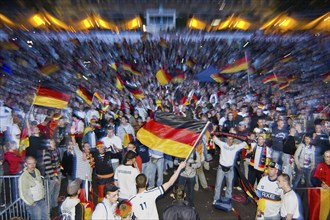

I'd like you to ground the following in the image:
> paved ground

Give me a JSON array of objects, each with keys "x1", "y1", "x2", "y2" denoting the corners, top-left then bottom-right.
[{"x1": 53, "y1": 157, "x2": 257, "y2": 220}]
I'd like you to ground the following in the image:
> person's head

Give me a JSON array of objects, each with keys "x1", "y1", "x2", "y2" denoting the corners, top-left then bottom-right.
[
  {"x1": 267, "y1": 161, "x2": 279, "y2": 179},
  {"x1": 25, "y1": 156, "x2": 37, "y2": 173},
  {"x1": 257, "y1": 135, "x2": 266, "y2": 146},
  {"x1": 277, "y1": 173, "x2": 291, "y2": 189},
  {"x1": 82, "y1": 142, "x2": 90, "y2": 154},
  {"x1": 257, "y1": 118, "x2": 264, "y2": 128},
  {"x1": 32, "y1": 126, "x2": 40, "y2": 136},
  {"x1": 96, "y1": 141, "x2": 105, "y2": 154},
  {"x1": 226, "y1": 136, "x2": 234, "y2": 146},
  {"x1": 238, "y1": 121, "x2": 247, "y2": 131},
  {"x1": 104, "y1": 184, "x2": 119, "y2": 204},
  {"x1": 120, "y1": 116, "x2": 128, "y2": 125},
  {"x1": 277, "y1": 119, "x2": 284, "y2": 129},
  {"x1": 49, "y1": 139, "x2": 56, "y2": 150},
  {"x1": 127, "y1": 142, "x2": 136, "y2": 152},
  {"x1": 136, "y1": 173, "x2": 147, "y2": 189},
  {"x1": 315, "y1": 124, "x2": 322, "y2": 133},
  {"x1": 115, "y1": 200, "x2": 132, "y2": 220},
  {"x1": 171, "y1": 185, "x2": 186, "y2": 201},
  {"x1": 6, "y1": 141, "x2": 17, "y2": 151},
  {"x1": 289, "y1": 127, "x2": 296, "y2": 136},
  {"x1": 107, "y1": 125, "x2": 115, "y2": 137},
  {"x1": 67, "y1": 178, "x2": 82, "y2": 197},
  {"x1": 323, "y1": 150, "x2": 330, "y2": 166},
  {"x1": 304, "y1": 134, "x2": 312, "y2": 145},
  {"x1": 123, "y1": 150, "x2": 136, "y2": 164}
]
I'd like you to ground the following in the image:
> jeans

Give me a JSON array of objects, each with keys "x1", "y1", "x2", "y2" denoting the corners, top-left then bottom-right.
[
  {"x1": 282, "y1": 153, "x2": 293, "y2": 182},
  {"x1": 195, "y1": 162, "x2": 208, "y2": 190},
  {"x1": 179, "y1": 175, "x2": 196, "y2": 207},
  {"x1": 148, "y1": 157, "x2": 164, "y2": 188},
  {"x1": 26, "y1": 199, "x2": 49, "y2": 220},
  {"x1": 271, "y1": 150, "x2": 283, "y2": 167},
  {"x1": 142, "y1": 162, "x2": 149, "y2": 175},
  {"x1": 214, "y1": 165, "x2": 234, "y2": 201},
  {"x1": 293, "y1": 167, "x2": 312, "y2": 189},
  {"x1": 48, "y1": 173, "x2": 62, "y2": 208}
]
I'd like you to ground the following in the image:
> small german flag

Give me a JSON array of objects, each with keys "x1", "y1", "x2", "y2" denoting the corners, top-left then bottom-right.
[
  {"x1": 279, "y1": 82, "x2": 289, "y2": 90},
  {"x1": 122, "y1": 62, "x2": 141, "y2": 76},
  {"x1": 171, "y1": 71, "x2": 185, "y2": 83},
  {"x1": 125, "y1": 84, "x2": 144, "y2": 99},
  {"x1": 93, "y1": 91, "x2": 104, "y2": 103},
  {"x1": 186, "y1": 57, "x2": 196, "y2": 68},
  {"x1": 116, "y1": 73, "x2": 124, "y2": 90},
  {"x1": 76, "y1": 85, "x2": 93, "y2": 105},
  {"x1": 156, "y1": 68, "x2": 172, "y2": 85},
  {"x1": 262, "y1": 73, "x2": 278, "y2": 84},
  {"x1": 220, "y1": 57, "x2": 248, "y2": 74},
  {"x1": 210, "y1": 73, "x2": 227, "y2": 83},
  {"x1": 137, "y1": 112, "x2": 208, "y2": 158},
  {"x1": 322, "y1": 72, "x2": 330, "y2": 83},
  {"x1": 34, "y1": 85, "x2": 71, "y2": 109}
]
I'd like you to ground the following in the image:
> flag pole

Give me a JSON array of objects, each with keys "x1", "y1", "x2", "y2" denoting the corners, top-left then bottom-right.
[
  {"x1": 185, "y1": 121, "x2": 211, "y2": 162},
  {"x1": 245, "y1": 51, "x2": 250, "y2": 88}
]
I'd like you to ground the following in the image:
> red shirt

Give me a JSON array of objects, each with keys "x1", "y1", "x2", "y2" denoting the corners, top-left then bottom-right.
[
  {"x1": 314, "y1": 162, "x2": 330, "y2": 186},
  {"x1": 4, "y1": 151, "x2": 24, "y2": 174}
]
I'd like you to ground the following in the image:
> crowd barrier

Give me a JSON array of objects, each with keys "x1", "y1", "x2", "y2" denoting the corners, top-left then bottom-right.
[{"x1": 0, "y1": 175, "x2": 50, "y2": 220}]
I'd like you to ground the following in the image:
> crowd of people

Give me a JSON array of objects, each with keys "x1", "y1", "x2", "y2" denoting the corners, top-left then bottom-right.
[{"x1": 0, "y1": 28, "x2": 329, "y2": 219}]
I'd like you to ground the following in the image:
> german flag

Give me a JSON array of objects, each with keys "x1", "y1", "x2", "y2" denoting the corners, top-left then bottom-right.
[
  {"x1": 116, "y1": 73, "x2": 124, "y2": 90},
  {"x1": 122, "y1": 62, "x2": 141, "y2": 76},
  {"x1": 297, "y1": 188, "x2": 330, "y2": 220},
  {"x1": 33, "y1": 85, "x2": 71, "y2": 109},
  {"x1": 137, "y1": 112, "x2": 208, "y2": 158},
  {"x1": 186, "y1": 57, "x2": 196, "y2": 68},
  {"x1": 93, "y1": 91, "x2": 104, "y2": 103},
  {"x1": 210, "y1": 73, "x2": 227, "y2": 83},
  {"x1": 156, "y1": 68, "x2": 172, "y2": 85},
  {"x1": 220, "y1": 57, "x2": 248, "y2": 74},
  {"x1": 171, "y1": 71, "x2": 185, "y2": 83},
  {"x1": 39, "y1": 64, "x2": 60, "y2": 75},
  {"x1": 279, "y1": 82, "x2": 289, "y2": 90},
  {"x1": 262, "y1": 73, "x2": 278, "y2": 84},
  {"x1": 110, "y1": 62, "x2": 117, "y2": 71},
  {"x1": 125, "y1": 83, "x2": 144, "y2": 99},
  {"x1": 76, "y1": 85, "x2": 93, "y2": 105}
]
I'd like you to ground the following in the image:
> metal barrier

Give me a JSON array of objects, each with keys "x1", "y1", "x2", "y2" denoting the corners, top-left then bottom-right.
[{"x1": 0, "y1": 175, "x2": 50, "y2": 220}]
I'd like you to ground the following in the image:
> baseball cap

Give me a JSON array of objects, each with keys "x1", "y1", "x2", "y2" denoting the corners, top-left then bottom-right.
[
  {"x1": 267, "y1": 161, "x2": 279, "y2": 169},
  {"x1": 96, "y1": 141, "x2": 104, "y2": 148},
  {"x1": 67, "y1": 178, "x2": 82, "y2": 195}
]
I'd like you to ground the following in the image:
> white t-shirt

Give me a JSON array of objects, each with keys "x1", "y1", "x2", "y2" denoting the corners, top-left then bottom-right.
[
  {"x1": 280, "y1": 190, "x2": 301, "y2": 219},
  {"x1": 101, "y1": 135, "x2": 123, "y2": 152},
  {"x1": 129, "y1": 186, "x2": 164, "y2": 220},
  {"x1": 256, "y1": 176, "x2": 282, "y2": 217},
  {"x1": 213, "y1": 136, "x2": 247, "y2": 167},
  {"x1": 114, "y1": 165, "x2": 139, "y2": 199}
]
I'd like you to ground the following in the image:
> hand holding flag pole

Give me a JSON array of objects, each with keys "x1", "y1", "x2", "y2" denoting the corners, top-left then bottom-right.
[{"x1": 184, "y1": 121, "x2": 211, "y2": 162}]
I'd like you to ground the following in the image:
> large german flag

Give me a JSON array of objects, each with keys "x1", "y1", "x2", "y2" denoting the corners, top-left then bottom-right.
[
  {"x1": 137, "y1": 112, "x2": 207, "y2": 158},
  {"x1": 297, "y1": 188, "x2": 330, "y2": 220},
  {"x1": 33, "y1": 86, "x2": 71, "y2": 109},
  {"x1": 122, "y1": 62, "x2": 141, "y2": 76},
  {"x1": 156, "y1": 68, "x2": 172, "y2": 85},
  {"x1": 220, "y1": 57, "x2": 248, "y2": 74},
  {"x1": 76, "y1": 85, "x2": 93, "y2": 105}
]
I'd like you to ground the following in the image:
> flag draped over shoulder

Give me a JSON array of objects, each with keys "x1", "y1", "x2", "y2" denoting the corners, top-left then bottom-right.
[
  {"x1": 137, "y1": 112, "x2": 207, "y2": 158},
  {"x1": 296, "y1": 188, "x2": 330, "y2": 220},
  {"x1": 220, "y1": 57, "x2": 248, "y2": 74},
  {"x1": 156, "y1": 68, "x2": 172, "y2": 85},
  {"x1": 76, "y1": 85, "x2": 93, "y2": 106},
  {"x1": 33, "y1": 85, "x2": 71, "y2": 109}
]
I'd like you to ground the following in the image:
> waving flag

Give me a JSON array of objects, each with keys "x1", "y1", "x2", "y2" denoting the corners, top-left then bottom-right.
[
  {"x1": 122, "y1": 62, "x2": 141, "y2": 76},
  {"x1": 263, "y1": 73, "x2": 278, "y2": 84},
  {"x1": 34, "y1": 85, "x2": 71, "y2": 109},
  {"x1": 116, "y1": 73, "x2": 124, "y2": 90},
  {"x1": 76, "y1": 85, "x2": 93, "y2": 105},
  {"x1": 125, "y1": 83, "x2": 144, "y2": 99},
  {"x1": 156, "y1": 68, "x2": 172, "y2": 85},
  {"x1": 220, "y1": 57, "x2": 248, "y2": 74},
  {"x1": 93, "y1": 91, "x2": 104, "y2": 103},
  {"x1": 137, "y1": 112, "x2": 208, "y2": 158},
  {"x1": 210, "y1": 73, "x2": 227, "y2": 83}
]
